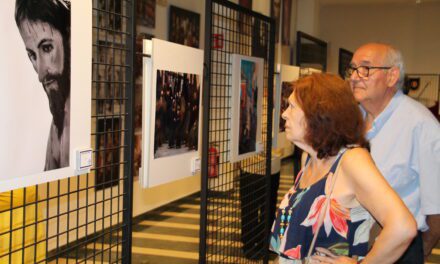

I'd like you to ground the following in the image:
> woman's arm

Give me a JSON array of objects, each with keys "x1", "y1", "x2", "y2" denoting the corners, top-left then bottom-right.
[
  {"x1": 343, "y1": 148, "x2": 416, "y2": 263},
  {"x1": 312, "y1": 148, "x2": 416, "y2": 264}
]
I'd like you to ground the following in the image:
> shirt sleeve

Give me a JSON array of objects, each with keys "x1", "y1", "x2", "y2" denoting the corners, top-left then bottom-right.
[{"x1": 418, "y1": 119, "x2": 440, "y2": 215}]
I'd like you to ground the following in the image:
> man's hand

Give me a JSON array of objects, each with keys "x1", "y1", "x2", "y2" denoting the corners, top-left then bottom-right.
[{"x1": 310, "y1": 247, "x2": 358, "y2": 264}]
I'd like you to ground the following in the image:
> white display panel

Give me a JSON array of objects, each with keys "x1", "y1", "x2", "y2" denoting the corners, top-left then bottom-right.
[
  {"x1": 229, "y1": 54, "x2": 264, "y2": 162},
  {"x1": 141, "y1": 38, "x2": 203, "y2": 188},
  {"x1": 0, "y1": 1, "x2": 92, "y2": 192}
]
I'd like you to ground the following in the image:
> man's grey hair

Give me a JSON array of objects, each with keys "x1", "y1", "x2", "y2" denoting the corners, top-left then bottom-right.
[{"x1": 384, "y1": 45, "x2": 405, "y2": 90}]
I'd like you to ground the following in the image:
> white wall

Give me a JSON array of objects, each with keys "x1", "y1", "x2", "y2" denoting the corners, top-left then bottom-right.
[{"x1": 319, "y1": 2, "x2": 440, "y2": 74}]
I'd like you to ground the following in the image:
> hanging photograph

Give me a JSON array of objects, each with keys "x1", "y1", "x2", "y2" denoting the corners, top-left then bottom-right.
[
  {"x1": 142, "y1": 38, "x2": 203, "y2": 188},
  {"x1": 137, "y1": 0, "x2": 155, "y2": 28},
  {"x1": 95, "y1": 117, "x2": 121, "y2": 190},
  {"x1": 230, "y1": 54, "x2": 264, "y2": 162},
  {"x1": 0, "y1": 1, "x2": 92, "y2": 192},
  {"x1": 279, "y1": 82, "x2": 294, "y2": 132},
  {"x1": 153, "y1": 70, "x2": 201, "y2": 159},
  {"x1": 168, "y1": 5, "x2": 200, "y2": 48}
]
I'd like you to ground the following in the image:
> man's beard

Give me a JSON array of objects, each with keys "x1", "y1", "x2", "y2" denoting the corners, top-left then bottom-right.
[{"x1": 45, "y1": 72, "x2": 70, "y2": 137}]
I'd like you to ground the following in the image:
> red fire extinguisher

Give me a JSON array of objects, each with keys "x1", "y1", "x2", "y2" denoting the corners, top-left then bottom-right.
[{"x1": 208, "y1": 145, "x2": 219, "y2": 178}]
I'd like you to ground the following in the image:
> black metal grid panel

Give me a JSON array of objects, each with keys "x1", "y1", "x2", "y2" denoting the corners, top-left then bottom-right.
[
  {"x1": 0, "y1": 0, "x2": 134, "y2": 263},
  {"x1": 200, "y1": 0, "x2": 275, "y2": 263}
]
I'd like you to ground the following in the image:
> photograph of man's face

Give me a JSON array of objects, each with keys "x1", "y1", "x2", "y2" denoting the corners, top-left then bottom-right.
[{"x1": 14, "y1": 0, "x2": 71, "y2": 171}]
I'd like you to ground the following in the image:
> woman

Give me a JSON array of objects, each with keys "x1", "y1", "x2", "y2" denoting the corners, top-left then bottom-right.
[{"x1": 269, "y1": 73, "x2": 416, "y2": 263}]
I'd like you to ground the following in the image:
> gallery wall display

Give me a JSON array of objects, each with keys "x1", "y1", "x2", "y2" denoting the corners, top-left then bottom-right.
[
  {"x1": 230, "y1": 54, "x2": 264, "y2": 162},
  {"x1": 296, "y1": 31, "x2": 327, "y2": 71},
  {"x1": 0, "y1": 1, "x2": 92, "y2": 192},
  {"x1": 137, "y1": 0, "x2": 156, "y2": 28},
  {"x1": 274, "y1": 64, "x2": 300, "y2": 154},
  {"x1": 141, "y1": 38, "x2": 203, "y2": 188},
  {"x1": 338, "y1": 48, "x2": 353, "y2": 79},
  {"x1": 168, "y1": 5, "x2": 200, "y2": 48}
]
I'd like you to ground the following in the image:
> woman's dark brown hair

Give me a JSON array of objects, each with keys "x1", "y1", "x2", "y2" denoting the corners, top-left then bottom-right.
[{"x1": 294, "y1": 73, "x2": 369, "y2": 159}]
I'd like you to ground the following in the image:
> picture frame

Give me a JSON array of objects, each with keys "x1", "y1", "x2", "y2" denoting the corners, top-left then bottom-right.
[
  {"x1": 338, "y1": 48, "x2": 353, "y2": 79},
  {"x1": 95, "y1": 117, "x2": 121, "y2": 190},
  {"x1": 230, "y1": 54, "x2": 264, "y2": 162},
  {"x1": 168, "y1": 5, "x2": 200, "y2": 48},
  {"x1": 137, "y1": 0, "x2": 155, "y2": 28},
  {"x1": 296, "y1": 31, "x2": 328, "y2": 71},
  {"x1": 0, "y1": 1, "x2": 92, "y2": 192},
  {"x1": 271, "y1": 0, "x2": 292, "y2": 44},
  {"x1": 141, "y1": 38, "x2": 203, "y2": 188}
]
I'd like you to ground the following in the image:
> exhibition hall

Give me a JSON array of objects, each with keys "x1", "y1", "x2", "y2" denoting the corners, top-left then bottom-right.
[{"x1": 0, "y1": 0, "x2": 439, "y2": 263}]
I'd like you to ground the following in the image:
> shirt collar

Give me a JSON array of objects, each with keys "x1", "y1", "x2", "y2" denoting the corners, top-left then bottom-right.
[{"x1": 362, "y1": 89, "x2": 404, "y2": 140}]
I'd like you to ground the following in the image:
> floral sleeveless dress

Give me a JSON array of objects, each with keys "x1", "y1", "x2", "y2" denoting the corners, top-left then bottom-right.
[{"x1": 269, "y1": 151, "x2": 374, "y2": 261}]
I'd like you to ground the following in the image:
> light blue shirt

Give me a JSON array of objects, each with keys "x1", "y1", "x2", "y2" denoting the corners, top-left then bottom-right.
[{"x1": 363, "y1": 90, "x2": 440, "y2": 231}]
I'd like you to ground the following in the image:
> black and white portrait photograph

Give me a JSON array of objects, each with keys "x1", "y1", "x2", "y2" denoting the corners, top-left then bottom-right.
[
  {"x1": 168, "y1": 5, "x2": 200, "y2": 48},
  {"x1": 154, "y1": 70, "x2": 201, "y2": 159},
  {"x1": 0, "y1": 1, "x2": 91, "y2": 191}
]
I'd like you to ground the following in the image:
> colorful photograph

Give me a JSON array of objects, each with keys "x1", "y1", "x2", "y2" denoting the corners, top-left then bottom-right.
[
  {"x1": 153, "y1": 70, "x2": 201, "y2": 159},
  {"x1": 239, "y1": 60, "x2": 259, "y2": 155}
]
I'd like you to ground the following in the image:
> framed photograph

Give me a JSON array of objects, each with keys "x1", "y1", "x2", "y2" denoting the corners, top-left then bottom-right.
[
  {"x1": 338, "y1": 48, "x2": 353, "y2": 78},
  {"x1": 0, "y1": 1, "x2": 91, "y2": 192},
  {"x1": 95, "y1": 117, "x2": 121, "y2": 190},
  {"x1": 230, "y1": 54, "x2": 264, "y2": 162},
  {"x1": 252, "y1": 19, "x2": 269, "y2": 59},
  {"x1": 296, "y1": 31, "x2": 328, "y2": 71},
  {"x1": 141, "y1": 38, "x2": 203, "y2": 188},
  {"x1": 168, "y1": 5, "x2": 200, "y2": 48},
  {"x1": 137, "y1": 0, "x2": 155, "y2": 28},
  {"x1": 273, "y1": 64, "x2": 300, "y2": 152},
  {"x1": 153, "y1": 70, "x2": 201, "y2": 159}
]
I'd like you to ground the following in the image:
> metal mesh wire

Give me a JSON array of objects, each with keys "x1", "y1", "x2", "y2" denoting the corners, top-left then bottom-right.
[
  {"x1": 0, "y1": 0, "x2": 133, "y2": 263},
  {"x1": 201, "y1": 1, "x2": 275, "y2": 263}
]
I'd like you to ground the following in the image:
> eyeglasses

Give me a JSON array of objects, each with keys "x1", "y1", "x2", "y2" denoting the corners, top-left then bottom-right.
[{"x1": 345, "y1": 65, "x2": 392, "y2": 79}]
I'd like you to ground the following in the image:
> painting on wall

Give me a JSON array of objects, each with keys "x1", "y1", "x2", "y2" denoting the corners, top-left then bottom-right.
[
  {"x1": 168, "y1": 5, "x2": 200, "y2": 48},
  {"x1": 153, "y1": 70, "x2": 201, "y2": 159},
  {"x1": 95, "y1": 117, "x2": 121, "y2": 190},
  {"x1": 0, "y1": 1, "x2": 91, "y2": 192},
  {"x1": 137, "y1": 0, "x2": 155, "y2": 28},
  {"x1": 230, "y1": 54, "x2": 264, "y2": 162},
  {"x1": 141, "y1": 38, "x2": 203, "y2": 188}
]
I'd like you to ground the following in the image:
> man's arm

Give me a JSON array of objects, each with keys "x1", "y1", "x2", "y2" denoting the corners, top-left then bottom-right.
[{"x1": 423, "y1": 214, "x2": 440, "y2": 258}]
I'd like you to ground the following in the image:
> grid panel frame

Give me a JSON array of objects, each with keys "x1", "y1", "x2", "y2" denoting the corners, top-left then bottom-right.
[
  {"x1": 0, "y1": 0, "x2": 134, "y2": 263},
  {"x1": 200, "y1": 0, "x2": 275, "y2": 263}
]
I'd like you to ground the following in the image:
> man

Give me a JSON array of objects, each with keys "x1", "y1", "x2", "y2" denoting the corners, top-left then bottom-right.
[
  {"x1": 15, "y1": 0, "x2": 71, "y2": 170},
  {"x1": 348, "y1": 43, "x2": 440, "y2": 263}
]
